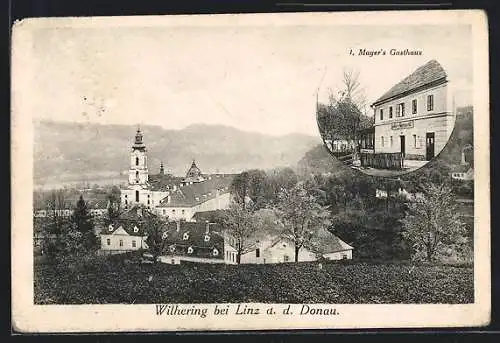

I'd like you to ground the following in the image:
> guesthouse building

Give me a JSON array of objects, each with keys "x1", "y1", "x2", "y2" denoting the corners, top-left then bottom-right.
[{"x1": 370, "y1": 59, "x2": 455, "y2": 162}]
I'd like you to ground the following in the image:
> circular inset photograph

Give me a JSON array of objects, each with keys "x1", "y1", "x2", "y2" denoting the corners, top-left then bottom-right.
[{"x1": 316, "y1": 59, "x2": 460, "y2": 177}]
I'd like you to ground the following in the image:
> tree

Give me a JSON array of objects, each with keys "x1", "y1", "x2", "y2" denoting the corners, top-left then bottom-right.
[
  {"x1": 230, "y1": 169, "x2": 267, "y2": 209},
  {"x1": 401, "y1": 183, "x2": 467, "y2": 262},
  {"x1": 262, "y1": 167, "x2": 299, "y2": 205},
  {"x1": 143, "y1": 211, "x2": 169, "y2": 263},
  {"x1": 45, "y1": 189, "x2": 69, "y2": 235},
  {"x1": 105, "y1": 186, "x2": 122, "y2": 225},
  {"x1": 274, "y1": 183, "x2": 331, "y2": 262},
  {"x1": 71, "y1": 195, "x2": 99, "y2": 251},
  {"x1": 316, "y1": 68, "x2": 372, "y2": 153},
  {"x1": 220, "y1": 202, "x2": 257, "y2": 264}
]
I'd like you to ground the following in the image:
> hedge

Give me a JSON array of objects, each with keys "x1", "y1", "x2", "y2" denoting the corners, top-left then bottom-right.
[{"x1": 34, "y1": 255, "x2": 474, "y2": 304}]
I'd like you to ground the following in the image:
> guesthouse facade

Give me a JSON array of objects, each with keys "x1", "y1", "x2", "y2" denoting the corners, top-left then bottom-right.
[{"x1": 371, "y1": 60, "x2": 455, "y2": 162}]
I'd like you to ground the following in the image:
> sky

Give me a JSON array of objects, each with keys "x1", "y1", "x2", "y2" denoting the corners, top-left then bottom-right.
[{"x1": 28, "y1": 21, "x2": 473, "y2": 136}]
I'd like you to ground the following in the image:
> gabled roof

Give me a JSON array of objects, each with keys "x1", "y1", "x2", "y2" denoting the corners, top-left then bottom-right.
[
  {"x1": 451, "y1": 164, "x2": 473, "y2": 173},
  {"x1": 162, "y1": 221, "x2": 225, "y2": 259},
  {"x1": 252, "y1": 231, "x2": 353, "y2": 255},
  {"x1": 148, "y1": 174, "x2": 184, "y2": 191},
  {"x1": 307, "y1": 229, "x2": 354, "y2": 254},
  {"x1": 102, "y1": 223, "x2": 146, "y2": 237},
  {"x1": 372, "y1": 60, "x2": 447, "y2": 106},
  {"x1": 157, "y1": 174, "x2": 234, "y2": 208},
  {"x1": 102, "y1": 205, "x2": 158, "y2": 236},
  {"x1": 163, "y1": 221, "x2": 224, "y2": 248}
]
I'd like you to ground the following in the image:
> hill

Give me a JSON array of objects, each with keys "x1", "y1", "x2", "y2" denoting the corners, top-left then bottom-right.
[{"x1": 34, "y1": 120, "x2": 320, "y2": 188}]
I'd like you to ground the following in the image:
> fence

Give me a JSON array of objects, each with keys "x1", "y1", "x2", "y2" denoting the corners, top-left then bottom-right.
[{"x1": 360, "y1": 152, "x2": 403, "y2": 170}]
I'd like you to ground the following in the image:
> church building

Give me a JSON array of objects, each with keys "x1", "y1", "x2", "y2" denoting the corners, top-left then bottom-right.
[{"x1": 120, "y1": 129, "x2": 234, "y2": 222}]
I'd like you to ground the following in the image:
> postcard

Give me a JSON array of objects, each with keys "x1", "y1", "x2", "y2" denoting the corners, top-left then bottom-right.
[{"x1": 11, "y1": 10, "x2": 490, "y2": 332}]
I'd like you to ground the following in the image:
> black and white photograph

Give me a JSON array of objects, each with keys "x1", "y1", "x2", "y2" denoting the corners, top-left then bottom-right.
[
  {"x1": 11, "y1": 11, "x2": 489, "y2": 332},
  {"x1": 315, "y1": 36, "x2": 470, "y2": 177}
]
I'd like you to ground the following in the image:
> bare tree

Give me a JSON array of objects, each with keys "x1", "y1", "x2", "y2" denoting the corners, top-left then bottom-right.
[{"x1": 45, "y1": 189, "x2": 70, "y2": 234}]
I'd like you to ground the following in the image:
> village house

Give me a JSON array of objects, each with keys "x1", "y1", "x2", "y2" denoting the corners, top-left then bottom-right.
[
  {"x1": 451, "y1": 146, "x2": 474, "y2": 181},
  {"x1": 120, "y1": 129, "x2": 234, "y2": 220},
  {"x1": 240, "y1": 230, "x2": 354, "y2": 264},
  {"x1": 100, "y1": 204, "x2": 239, "y2": 263},
  {"x1": 100, "y1": 205, "x2": 149, "y2": 253},
  {"x1": 157, "y1": 220, "x2": 238, "y2": 265},
  {"x1": 370, "y1": 60, "x2": 455, "y2": 163}
]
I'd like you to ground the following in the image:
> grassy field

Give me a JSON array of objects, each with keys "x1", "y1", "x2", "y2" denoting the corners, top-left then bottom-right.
[{"x1": 34, "y1": 253, "x2": 474, "y2": 304}]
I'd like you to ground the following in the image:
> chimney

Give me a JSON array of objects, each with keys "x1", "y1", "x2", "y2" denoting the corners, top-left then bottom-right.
[
  {"x1": 461, "y1": 149, "x2": 467, "y2": 165},
  {"x1": 176, "y1": 220, "x2": 181, "y2": 232},
  {"x1": 137, "y1": 207, "x2": 142, "y2": 217},
  {"x1": 205, "y1": 221, "x2": 211, "y2": 234}
]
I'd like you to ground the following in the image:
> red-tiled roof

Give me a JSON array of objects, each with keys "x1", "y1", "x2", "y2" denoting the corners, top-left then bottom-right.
[{"x1": 372, "y1": 60, "x2": 447, "y2": 106}]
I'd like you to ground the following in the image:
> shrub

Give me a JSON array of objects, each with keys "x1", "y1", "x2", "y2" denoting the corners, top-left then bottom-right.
[{"x1": 34, "y1": 257, "x2": 474, "y2": 305}]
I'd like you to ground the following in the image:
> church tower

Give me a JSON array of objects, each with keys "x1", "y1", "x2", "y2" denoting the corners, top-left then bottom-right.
[{"x1": 128, "y1": 128, "x2": 149, "y2": 186}]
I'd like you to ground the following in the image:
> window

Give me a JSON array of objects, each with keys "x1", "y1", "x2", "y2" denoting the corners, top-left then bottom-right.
[
  {"x1": 381, "y1": 136, "x2": 385, "y2": 147},
  {"x1": 135, "y1": 157, "x2": 139, "y2": 166},
  {"x1": 397, "y1": 103, "x2": 405, "y2": 117},
  {"x1": 187, "y1": 246, "x2": 193, "y2": 254},
  {"x1": 133, "y1": 226, "x2": 139, "y2": 233},
  {"x1": 147, "y1": 200, "x2": 150, "y2": 205},
  {"x1": 183, "y1": 232, "x2": 189, "y2": 240},
  {"x1": 342, "y1": 254, "x2": 348, "y2": 260},
  {"x1": 284, "y1": 255, "x2": 290, "y2": 262},
  {"x1": 106, "y1": 238, "x2": 110, "y2": 245},
  {"x1": 427, "y1": 94, "x2": 434, "y2": 111},
  {"x1": 181, "y1": 209, "x2": 185, "y2": 215},
  {"x1": 390, "y1": 136, "x2": 393, "y2": 147},
  {"x1": 135, "y1": 191, "x2": 139, "y2": 202},
  {"x1": 172, "y1": 209, "x2": 176, "y2": 214},
  {"x1": 162, "y1": 209, "x2": 166, "y2": 215},
  {"x1": 119, "y1": 240, "x2": 123, "y2": 247},
  {"x1": 413, "y1": 134, "x2": 417, "y2": 148},
  {"x1": 379, "y1": 109, "x2": 383, "y2": 120},
  {"x1": 132, "y1": 240, "x2": 136, "y2": 248},
  {"x1": 256, "y1": 248, "x2": 260, "y2": 258},
  {"x1": 389, "y1": 106, "x2": 393, "y2": 118},
  {"x1": 171, "y1": 259, "x2": 175, "y2": 264},
  {"x1": 136, "y1": 171, "x2": 139, "y2": 179},
  {"x1": 125, "y1": 194, "x2": 127, "y2": 198},
  {"x1": 412, "y1": 99, "x2": 417, "y2": 114}
]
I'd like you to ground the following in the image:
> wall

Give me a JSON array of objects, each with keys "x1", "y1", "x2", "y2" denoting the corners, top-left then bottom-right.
[
  {"x1": 240, "y1": 240, "x2": 318, "y2": 264},
  {"x1": 193, "y1": 192, "x2": 231, "y2": 213},
  {"x1": 121, "y1": 188, "x2": 153, "y2": 209},
  {"x1": 157, "y1": 206, "x2": 195, "y2": 221},
  {"x1": 100, "y1": 234, "x2": 146, "y2": 251},
  {"x1": 373, "y1": 82, "x2": 454, "y2": 160},
  {"x1": 128, "y1": 150, "x2": 148, "y2": 185},
  {"x1": 158, "y1": 255, "x2": 226, "y2": 264},
  {"x1": 323, "y1": 250, "x2": 353, "y2": 260}
]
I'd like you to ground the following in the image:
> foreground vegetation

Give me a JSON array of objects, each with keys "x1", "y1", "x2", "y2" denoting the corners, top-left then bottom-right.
[{"x1": 34, "y1": 253, "x2": 473, "y2": 305}]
